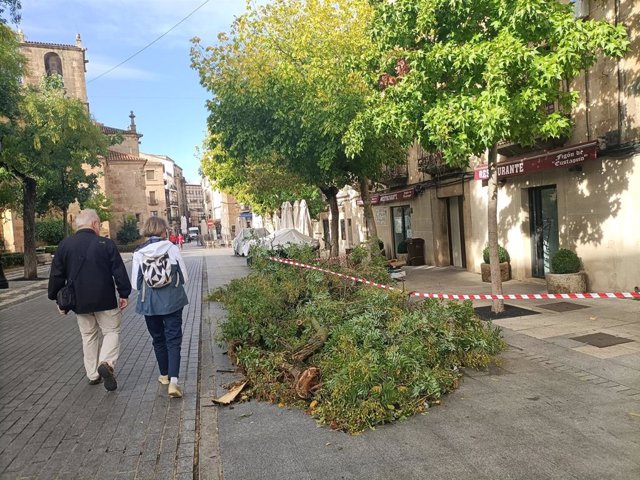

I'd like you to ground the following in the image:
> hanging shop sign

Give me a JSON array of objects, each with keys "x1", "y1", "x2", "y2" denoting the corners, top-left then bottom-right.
[
  {"x1": 357, "y1": 187, "x2": 415, "y2": 206},
  {"x1": 473, "y1": 141, "x2": 598, "y2": 180}
]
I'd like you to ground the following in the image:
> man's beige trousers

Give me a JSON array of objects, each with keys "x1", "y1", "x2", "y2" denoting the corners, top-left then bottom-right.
[{"x1": 76, "y1": 307, "x2": 122, "y2": 380}]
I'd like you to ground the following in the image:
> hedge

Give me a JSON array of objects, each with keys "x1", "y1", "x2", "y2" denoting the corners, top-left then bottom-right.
[
  {"x1": 1, "y1": 253, "x2": 24, "y2": 268},
  {"x1": 116, "y1": 243, "x2": 141, "y2": 253}
]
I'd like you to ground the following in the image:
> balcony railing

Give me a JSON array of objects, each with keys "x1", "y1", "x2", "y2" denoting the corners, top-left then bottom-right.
[
  {"x1": 380, "y1": 163, "x2": 409, "y2": 188},
  {"x1": 148, "y1": 197, "x2": 159, "y2": 206},
  {"x1": 417, "y1": 151, "x2": 461, "y2": 178}
]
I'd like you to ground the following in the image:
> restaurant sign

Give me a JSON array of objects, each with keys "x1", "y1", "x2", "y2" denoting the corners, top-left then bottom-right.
[
  {"x1": 357, "y1": 187, "x2": 415, "y2": 206},
  {"x1": 473, "y1": 141, "x2": 598, "y2": 181}
]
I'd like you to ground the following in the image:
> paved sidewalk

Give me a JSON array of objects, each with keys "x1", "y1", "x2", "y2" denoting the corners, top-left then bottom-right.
[
  {"x1": 0, "y1": 249, "x2": 202, "y2": 480},
  {"x1": 202, "y1": 253, "x2": 640, "y2": 480},
  {"x1": 2, "y1": 248, "x2": 639, "y2": 479}
]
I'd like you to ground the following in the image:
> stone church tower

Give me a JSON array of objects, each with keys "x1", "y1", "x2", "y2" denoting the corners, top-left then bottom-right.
[
  {"x1": 2, "y1": 33, "x2": 165, "y2": 250},
  {"x1": 18, "y1": 32, "x2": 89, "y2": 110}
]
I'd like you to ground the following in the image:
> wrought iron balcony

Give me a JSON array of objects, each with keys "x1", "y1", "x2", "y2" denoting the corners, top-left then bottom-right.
[
  {"x1": 380, "y1": 163, "x2": 409, "y2": 188},
  {"x1": 417, "y1": 151, "x2": 461, "y2": 178}
]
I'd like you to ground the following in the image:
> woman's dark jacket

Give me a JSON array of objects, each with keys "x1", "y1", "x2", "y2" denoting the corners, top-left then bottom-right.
[{"x1": 47, "y1": 229, "x2": 132, "y2": 314}]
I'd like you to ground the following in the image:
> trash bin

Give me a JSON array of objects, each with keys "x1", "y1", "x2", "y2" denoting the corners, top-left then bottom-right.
[{"x1": 406, "y1": 238, "x2": 425, "y2": 266}]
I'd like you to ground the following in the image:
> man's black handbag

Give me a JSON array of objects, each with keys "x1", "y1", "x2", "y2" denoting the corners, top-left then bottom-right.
[
  {"x1": 57, "y1": 254, "x2": 87, "y2": 312},
  {"x1": 56, "y1": 283, "x2": 76, "y2": 311}
]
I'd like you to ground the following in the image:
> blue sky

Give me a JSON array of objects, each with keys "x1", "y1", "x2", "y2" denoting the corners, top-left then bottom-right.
[{"x1": 18, "y1": 0, "x2": 253, "y2": 183}]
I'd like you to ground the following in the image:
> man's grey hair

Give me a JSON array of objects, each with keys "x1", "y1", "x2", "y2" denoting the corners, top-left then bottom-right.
[{"x1": 74, "y1": 209, "x2": 100, "y2": 230}]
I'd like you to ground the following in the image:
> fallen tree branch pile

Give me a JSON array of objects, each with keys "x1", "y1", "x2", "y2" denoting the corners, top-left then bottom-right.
[{"x1": 209, "y1": 244, "x2": 506, "y2": 433}]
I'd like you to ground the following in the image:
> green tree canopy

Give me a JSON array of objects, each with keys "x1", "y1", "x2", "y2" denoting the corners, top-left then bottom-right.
[
  {"x1": 347, "y1": 0, "x2": 628, "y2": 311},
  {"x1": 191, "y1": 0, "x2": 405, "y2": 254},
  {"x1": 0, "y1": 75, "x2": 107, "y2": 278},
  {"x1": 0, "y1": 24, "x2": 25, "y2": 136},
  {"x1": 199, "y1": 134, "x2": 323, "y2": 216}
]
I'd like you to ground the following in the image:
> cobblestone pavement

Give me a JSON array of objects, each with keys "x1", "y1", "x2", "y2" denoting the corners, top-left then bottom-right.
[
  {"x1": 204, "y1": 252, "x2": 640, "y2": 480},
  {"x1": 3, "y1": 248, "x2": 640, "y2": 479},
  {"x1": 0, "y1": 251, "x2": 202, "y2": 480}
]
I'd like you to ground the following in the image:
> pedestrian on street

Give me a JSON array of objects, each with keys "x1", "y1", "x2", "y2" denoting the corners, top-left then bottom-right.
[
  {"x1": 47, "y1": 209, "x2": 131, "y2": 391},
  {"x1": 131, "y1": 217, "x2": 189, "y2": 398},
  {"x1": 177, "y1": 233, "x2": 184, "y2": 250}
]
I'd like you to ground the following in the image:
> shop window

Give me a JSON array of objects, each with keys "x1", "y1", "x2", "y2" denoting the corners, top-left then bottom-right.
[{"x1": 391, "y1": 206, "x2": 412, "y2": 256}]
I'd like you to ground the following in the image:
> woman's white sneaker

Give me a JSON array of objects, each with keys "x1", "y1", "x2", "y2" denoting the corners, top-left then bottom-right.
[{"x1": 168, "y1": 382, "x2": 183, "y2": 398}]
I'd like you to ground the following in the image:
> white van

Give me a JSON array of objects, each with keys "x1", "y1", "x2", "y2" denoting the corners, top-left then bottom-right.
[{"x1": 187, "y1": 227, "x2": 199, "y2": 241}]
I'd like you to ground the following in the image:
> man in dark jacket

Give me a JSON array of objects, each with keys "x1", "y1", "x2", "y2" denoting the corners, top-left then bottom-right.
[{"x1": 48, "y1": 209, "x2": 131, "y2": 391}]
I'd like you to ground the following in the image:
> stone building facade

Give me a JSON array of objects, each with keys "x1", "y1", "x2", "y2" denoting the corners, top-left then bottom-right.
[
  {"x1": 18, "y1": 33, "x2": 89, "y2": 109},
  {"x1": 185, "y1": 183, "x2": 205, "y2": 227},
  {"x1": 2, "y1": 34, "x2": 91, "y2": 251},
  {"x1": 1, "y1": 33, "x2": 190, "y2": 250},
  {"x1": 102, "y1": 150, "x2": 149, "y2": 238},
  {"x1": 140, "y1": 154, "x2": 188, "y2": 232},
  {"x1": 323, "y1": 0, "x2": 639, "y2": 293}
]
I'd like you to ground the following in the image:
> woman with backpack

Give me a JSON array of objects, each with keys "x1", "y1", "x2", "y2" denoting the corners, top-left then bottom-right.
[{"x1": 131, "y1": 217, "x2": 189, "y2": 398}]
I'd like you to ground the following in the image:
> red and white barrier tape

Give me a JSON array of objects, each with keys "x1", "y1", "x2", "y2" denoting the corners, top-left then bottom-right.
[
  {"x1": 410, "y1": 292, "x2": 640, "y2": 300},
  {"x1": 269, "y1": 257, "x2": 400, "y2": 291},
  {"x1": 268, "y1": 257, "x2": 640, "y2": 300}
]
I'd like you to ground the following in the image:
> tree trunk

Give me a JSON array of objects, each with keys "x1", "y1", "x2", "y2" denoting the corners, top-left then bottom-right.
[
  {"x1": 62, "y1": 206, "x2": 69, "y2": 237},
  {"x1": 487, "y1": 143, "x2": 504, "y2": 313},
  {"x1": 291, "y1": 318, "x2": 328, "y2": 363},
  {"x1": 22, "y1": 177, "x2": 38, "y2": 280},
  {"x1": 321, "y1": 186, "x2": 340, "y2": 258},
  {"x1": 61, "y1": 168, "x2": 69, "y2": 237},
  {"x1": 358, "y1": 175, "x2": 377, "y2": 239}
]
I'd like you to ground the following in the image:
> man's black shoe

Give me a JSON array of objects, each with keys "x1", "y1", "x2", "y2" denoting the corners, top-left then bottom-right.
[
  {"x1": 88, "y1": 377, "x2": 102, "y2": 385},
  {"x1": 97, "y1": 362, "x2": 117, "y2": 391}
]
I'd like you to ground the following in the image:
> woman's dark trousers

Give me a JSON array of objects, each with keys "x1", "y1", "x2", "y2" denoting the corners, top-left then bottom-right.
[{"x1": 144, "y1": 308, "x2": 183, "y2": 378}]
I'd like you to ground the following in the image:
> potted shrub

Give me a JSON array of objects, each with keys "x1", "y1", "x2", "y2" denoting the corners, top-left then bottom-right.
[
  {"x1": 481, "y1": 244, "x2": 510, "y2": 282},
  {"x1": 546, "y1": 248, "x2": 588, "y2": 294}
]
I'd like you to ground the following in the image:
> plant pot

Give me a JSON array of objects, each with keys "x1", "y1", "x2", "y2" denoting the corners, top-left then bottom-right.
[
  {"x1": 481, "y1": 262, "x2": 510, "y2": 282},
  {"x1": 545, "y1": 272, "x2": 588, "y2": 294}
]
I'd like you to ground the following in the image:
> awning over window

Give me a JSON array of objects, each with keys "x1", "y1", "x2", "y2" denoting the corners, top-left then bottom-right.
[
  {"x1": 358, "y1": 187, "x2": 415, "y2": 206},
  {"x1": 474, "y1": 141, "x2": 598, "y2": 181}
]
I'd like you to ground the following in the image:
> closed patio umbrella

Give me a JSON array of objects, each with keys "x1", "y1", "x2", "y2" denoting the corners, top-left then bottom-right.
[
  {"x1": 253, "y1": 214, "x2": 264, "y2": 229},
  {"x1": 293, "y1": 200, "x2": 300, "y2": 230},
  {"x1": 281, "y1": 201, "x2": 294, "y2": 229},
  {"x1": 273, "y1": 210, "x2": 281, "y2": 231},
  {"x1": 297, "y1": 199, "x2": 312, "y2": 236}
]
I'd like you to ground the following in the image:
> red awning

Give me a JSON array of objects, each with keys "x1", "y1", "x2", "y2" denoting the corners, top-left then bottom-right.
[
  {"x1": 357, "y1": 187, "x2": 415, "y2": 206},
  {"x1": 474, "y1": 141, "x2": 598, "y2": 180}
]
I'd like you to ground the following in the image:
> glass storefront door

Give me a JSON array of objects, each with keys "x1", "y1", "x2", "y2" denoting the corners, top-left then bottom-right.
[
  {"x1": 392, "y1": 206, "x2": 412, "y2": 256},
  {"x1": 529, "y1": 186, "x2": 559, "y2": 277}
]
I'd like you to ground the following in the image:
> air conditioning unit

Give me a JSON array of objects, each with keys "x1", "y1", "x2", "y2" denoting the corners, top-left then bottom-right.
[{"x1": 573, "y1": 0, "x2": 590, "y2": 19}]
